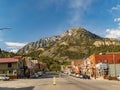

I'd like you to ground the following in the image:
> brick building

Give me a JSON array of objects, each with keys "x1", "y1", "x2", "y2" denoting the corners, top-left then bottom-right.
[
  {"x1": 71, "y1": 60, "x2": 82, "y2": 74},
  {"x1": 89, "y1": 53, "x2": 120, "y2": 79}
]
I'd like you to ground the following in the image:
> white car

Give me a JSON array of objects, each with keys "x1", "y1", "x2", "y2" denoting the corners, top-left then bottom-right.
[
  {"x1": 0, "y1": 74, "x2": 9, "y2": 80},
  {"x1": 117, "y1": 75, "x2": 120, "y2": 80},
  {"x1": 76, "y1": 74, "x2": 80, "y2": 78},
  {"x1": 37, "y1": 71, "x2": 43, "y2": 76}
]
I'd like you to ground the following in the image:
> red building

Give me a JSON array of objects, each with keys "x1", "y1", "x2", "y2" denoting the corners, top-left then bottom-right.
[
  {"x1": 89, "y1": 53, "x2": 120, "y2": 79},
  {"x1": 90, "y1": 53, "x2": 120, "y2": 64}
]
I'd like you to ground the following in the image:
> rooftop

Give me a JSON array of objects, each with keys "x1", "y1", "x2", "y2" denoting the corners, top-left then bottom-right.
[{"x1": 0, "y1": 58, "x2": 19, "y2": 63}]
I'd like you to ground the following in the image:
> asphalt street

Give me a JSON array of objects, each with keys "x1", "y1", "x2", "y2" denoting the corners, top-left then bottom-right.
[{"x1": 0, "y1": 73, "x2": 120, "y2": 90}]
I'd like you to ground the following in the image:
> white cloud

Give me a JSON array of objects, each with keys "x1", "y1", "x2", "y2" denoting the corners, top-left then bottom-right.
[
  {"x1": 106, "y1": 29, "x2": 120, "y2": 38},
  {"x1": 36, "y1": 0, "x2": 65, "y2": 11},
  {"x1": 36, "y1": 0, "x2": 93, "y2": 26},
  {"x1": 6, "y1": 46, "x2": 19, "y2": 53},
  {"x1": 69, "y1": 0, "x2": 84, "y2": 9},
  {"x1": 106, "y1": 4, "x2": 120, "y2": 39},
  {"x1": 69, "y1": 0, "x2": 93, "y2": 10},
  {"x1": 114, "y1": 18, "x2": 120, "y2": 28},
  {"x1": 112, "y1": 4, "x2": 120, "y2": 10},
  {"x1": 114, "y1": 18, "x2": 120, "y2": 22},
  {"x1": 69, "y1": 11, "x2": 81, "y2": 26},
  {"x1": 68, "y1": 0, "x2": 93, "y2": 26},
  {"x1": 5, "y1": 42, "x2": 27, "y2": 53},
  {"x1": 10, "y1": 49, "x2": 18, "y2": 53},
  {"x1": 105, "y1": 17, "x2": 120, "y2": 39},
  {"x1": 5, "y1": 42, "x2": 27, "y2": 47}
]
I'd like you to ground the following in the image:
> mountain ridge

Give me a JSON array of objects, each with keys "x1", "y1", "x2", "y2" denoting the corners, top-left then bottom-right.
[{"x1": 17, "y1": 27, "x2": 120, "y2": 61}]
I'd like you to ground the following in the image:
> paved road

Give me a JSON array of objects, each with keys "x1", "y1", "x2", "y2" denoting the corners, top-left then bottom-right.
[{"x1": 0, "y1": 73, "x2": 120, "y2": 90}]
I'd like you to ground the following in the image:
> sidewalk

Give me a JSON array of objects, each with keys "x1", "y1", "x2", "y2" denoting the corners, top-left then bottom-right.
[
  {"x1": 91, "y1": 77, "x2": 104, "y2": 80},
  {"x1": 91, "y1": 77, "x2": 120, "y2": 84}
]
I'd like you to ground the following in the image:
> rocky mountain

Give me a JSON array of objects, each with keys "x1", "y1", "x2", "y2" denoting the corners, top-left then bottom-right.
[
  {"x1": 17, "y1": 27, "x2": 120, "y2": 61},
  {"x1": 17, "y1": 36, "x2": 61, "y2": 54}
]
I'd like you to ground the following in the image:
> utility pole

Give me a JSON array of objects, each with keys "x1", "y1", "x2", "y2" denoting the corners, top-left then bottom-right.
[
  {"x1": 113, "y1": 54, "x2": 117, "y2": 77},
  {"x1": 0, "y1": 48, "x2": 1, "y2": 54}
]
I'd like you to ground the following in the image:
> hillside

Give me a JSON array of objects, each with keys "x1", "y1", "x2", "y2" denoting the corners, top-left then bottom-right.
[
  {"x1": 17, "y1": 27, "x2": 120, "y2": 61},
  {"x1": 0, "y1": 48, "x2": 16, "y2": 58}
]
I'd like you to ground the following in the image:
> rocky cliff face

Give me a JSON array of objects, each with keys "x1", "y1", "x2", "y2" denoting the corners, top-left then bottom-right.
[
  {"x1": 93, "y1": 39, "x2": 120, "y2": 47},
  {"x1": 17, "y1": 27, "x2": 120, "y2": 61},
  {"x1": 18, "y1": 27, "x2": 101, "y2": 54},
  {"x1": 17, "y1": 36, "x2": 61, "y2": 54}
]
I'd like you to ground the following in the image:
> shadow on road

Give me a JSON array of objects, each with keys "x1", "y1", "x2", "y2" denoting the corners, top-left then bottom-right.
[{"x1": 0, "y1": 86, "x2": 34, "y2": 90}]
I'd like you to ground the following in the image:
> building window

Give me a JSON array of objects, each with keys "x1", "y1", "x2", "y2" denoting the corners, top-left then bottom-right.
[
  {"x1": 8, "y1": 63, "x2": 12, "y2": 68},
  {"x1": 104, "y1": 60, "x2": 108, "y2": 64},
  {"x1": 9, "y1": 70, "x2": 12, "y2": 74}
]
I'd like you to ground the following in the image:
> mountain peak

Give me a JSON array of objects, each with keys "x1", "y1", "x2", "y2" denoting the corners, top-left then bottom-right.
[
  {"x1": 60, "y1": 27, "x2": 101, "y2": 42},
  {"x1": 18, "y1": 27, "x2": 102, "y2": 54}
]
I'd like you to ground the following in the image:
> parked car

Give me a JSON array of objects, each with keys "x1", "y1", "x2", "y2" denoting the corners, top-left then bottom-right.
[
  {"x1": 0, "y1": 74, "x2": 9, "y2": 81},
  {"x1": 83, "y1": 75, "x2": 90, "y2": 79},
  {"x1": 75, "y1": 74, "x2": 80, "y2": 78},
  {"x1": 117, "y1": 75, "x2": 120, "y2": 80},
  {"x1": 79, "y1": 74, "x2": 84, "y2": 79},
  {"x1": 37, "y1": 71, "x2": 43, "y2": 76},
  {"x1": 30, "y1": 73, "x2": 39, "y2": 78},
  {"x1": 80, "y1": 74, "x2": 90, "y2": 79}
]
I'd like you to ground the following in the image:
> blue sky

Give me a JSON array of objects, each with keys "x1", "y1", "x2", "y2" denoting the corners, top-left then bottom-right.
[{"x1": 0, "y1": 0, "x2": 120, "y2": 52}]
